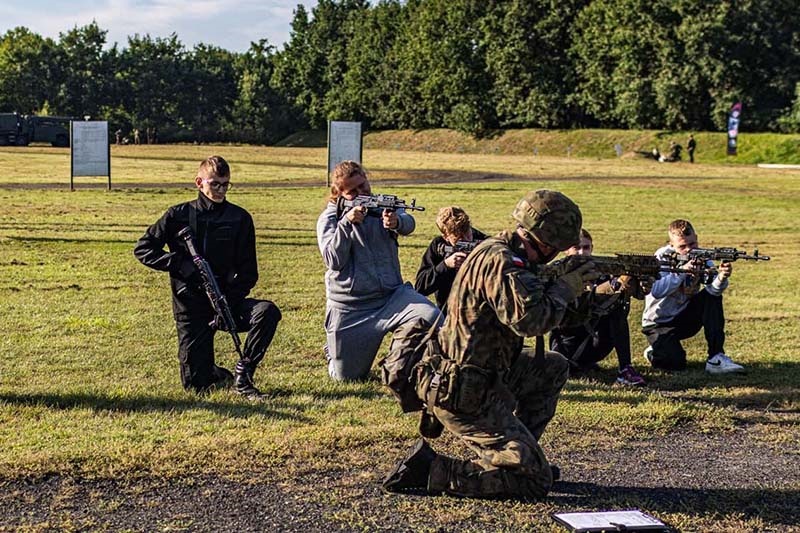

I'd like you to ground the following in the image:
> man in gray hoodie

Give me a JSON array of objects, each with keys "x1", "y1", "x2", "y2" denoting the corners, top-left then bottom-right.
[
  {"x1": 641, "y1": 219, "x2": 743, "y2": 374},
  {"x1": 316, "y1": 161, "x2": 440, "y2": 381}
]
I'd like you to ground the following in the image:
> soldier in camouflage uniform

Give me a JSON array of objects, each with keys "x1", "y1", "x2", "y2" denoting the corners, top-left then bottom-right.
[{"x1": 382, "y1": 190, "x2": 598, "y2": 500}]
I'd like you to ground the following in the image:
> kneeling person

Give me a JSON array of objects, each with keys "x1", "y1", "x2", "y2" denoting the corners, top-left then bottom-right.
[
  {"x1": 134, "y1": 156, "x2": 282, "y2": 397},
  {"x1": 316, "y1": 161, "x2": 440, "y2": 381},
  {"x1": 549, "y1": 229, "x2": 647, "y2": 386},
  {"x1": 384, "y1": 190, "x2": 598, "y2": 500},
  {"x1": 414, "y1": 206, "x2": 487, "y2": 313},
  {"x1": 641, "y1": 219, "x2": 741, "y2": 373}
]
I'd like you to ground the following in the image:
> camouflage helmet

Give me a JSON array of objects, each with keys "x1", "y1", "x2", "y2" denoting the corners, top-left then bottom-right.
[{"x1": 511, "y1": 190, "x2": 582, "y2": 250}]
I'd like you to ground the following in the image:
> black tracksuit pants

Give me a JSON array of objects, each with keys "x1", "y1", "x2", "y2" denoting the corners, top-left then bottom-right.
[
  {"x1": 550, "y1": 302, "x2": 632, "y2": 371},
  {"x1": 174, "y1": 297, "x2": 281, "y2": 392},
  {"x1": 642, "y1": 290, "x2": 724, "y2": 371}
]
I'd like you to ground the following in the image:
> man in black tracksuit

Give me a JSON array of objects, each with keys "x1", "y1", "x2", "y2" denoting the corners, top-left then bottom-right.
[
  {"x1": 415, "y1": 206, "x2": 486, "y2": 314},
  {"x1": 134, "y1": 156, "x2": 281, "y2": 397}
]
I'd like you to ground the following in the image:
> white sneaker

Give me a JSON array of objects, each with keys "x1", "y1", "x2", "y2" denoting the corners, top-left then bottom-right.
[
  {"x1": 643, "y1": 346, "x2": 654, "y2": 364},
  {"x1": 705, "y1": 353, "x2": 745, "y2": 374}
]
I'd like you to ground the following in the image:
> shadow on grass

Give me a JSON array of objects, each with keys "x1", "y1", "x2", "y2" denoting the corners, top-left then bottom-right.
[
  {"x1": 563, "y1": 362, "x2": 800, "y2": 411},
  {"x1": 646, "y1": 361, "x2": 800, "y2": 410},
  {"x1": 0, "y1": 221, "x2": 144, "y2": 232},
  {"x1": 552, "y1": 481, "x2": 799, "y2": 527},
  {"x1": 0, "y1": 390, "x2": 312, "y2": 422},
  {"x1": 6, "y1": 235, "x2": 134, "y2": 245}
]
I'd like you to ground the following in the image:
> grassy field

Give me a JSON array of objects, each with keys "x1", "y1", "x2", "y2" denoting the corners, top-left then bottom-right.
[
  {"x1": 280, "y1": 127, "x2": 800, "y2": 165},
  {"x1": 0, "y1": 144, "x2": 798, "y2": 531}
]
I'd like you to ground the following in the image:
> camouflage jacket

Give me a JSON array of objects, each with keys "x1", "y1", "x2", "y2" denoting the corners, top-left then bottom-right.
[{"x1": 438, "y1": 230, "x2": 575, "y2": 372}]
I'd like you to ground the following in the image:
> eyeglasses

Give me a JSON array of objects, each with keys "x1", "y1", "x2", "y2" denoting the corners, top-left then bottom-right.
[{"x1": 203, "y1": 179, "x2": 232, "y2": 191}]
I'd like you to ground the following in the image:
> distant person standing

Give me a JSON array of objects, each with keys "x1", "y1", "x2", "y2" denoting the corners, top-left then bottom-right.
[
  {"x1": 133, "y1": 128, "x2": 141, "y2": 145},
  {"x1": 687, "y1": 134, "x2": 696, "y2": 163},
  {"x1": 115, "y1": 129, "x2": 122, "y2": 145}
]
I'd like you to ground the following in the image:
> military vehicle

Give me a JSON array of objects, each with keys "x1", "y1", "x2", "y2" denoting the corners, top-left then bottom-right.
[{"x1": 0, "y1": 112, "x2": 73, "y2": 147}]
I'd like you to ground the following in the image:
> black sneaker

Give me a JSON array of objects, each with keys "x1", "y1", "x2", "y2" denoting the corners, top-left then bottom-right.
[{"x1": 382, "y1": 439, "x2": 436, "y2": 494}]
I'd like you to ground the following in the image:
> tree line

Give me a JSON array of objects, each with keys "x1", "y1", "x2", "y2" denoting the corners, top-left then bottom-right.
[{"x1": 2, "y1": 0, "x2": 799, "y2": 144}]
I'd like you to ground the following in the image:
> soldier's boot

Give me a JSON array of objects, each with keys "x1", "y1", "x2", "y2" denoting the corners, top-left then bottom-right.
[
  {"x1": 382, "y1": 438, "x2": 437, "y2": 495},
  {"x1": 234, "y1": 361, "x2": 267, "y2": 400}
]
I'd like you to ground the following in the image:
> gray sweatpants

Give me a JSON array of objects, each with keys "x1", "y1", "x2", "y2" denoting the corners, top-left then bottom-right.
[{"x1": 325, "y1": 283, "x2": 440, "y2": 381}]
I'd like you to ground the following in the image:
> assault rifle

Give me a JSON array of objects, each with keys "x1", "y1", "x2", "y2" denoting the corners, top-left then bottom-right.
[
  {"x1": 177, "y1": 227, "x2": 244, "y2": 359},
  {"x1": 337, "y1": 193, "x2": 425, "y2": 215},
  {"x1": 541, "y1": 253, "x2": 683, "y2": 282},
  {"x1": 443, "y1": 240, "x2": 482, "y2": 257},
  {"x1": 661, "y1": 247, "x2": 770, "y2": 284},
  {"x1": 662, "y1": 247, "x2": 770, "y2": 265}
]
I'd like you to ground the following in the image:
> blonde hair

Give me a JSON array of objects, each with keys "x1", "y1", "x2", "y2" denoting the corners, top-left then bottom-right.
[
  {"x1": 328, "y1": 160, "x2": 366, "y2": 202},
  {"x1": 198, "y1": 155, "x2": 230, "y2": 179},
  {"x1": 436, "y1": 206, "x2": 471, "y2": 238}
]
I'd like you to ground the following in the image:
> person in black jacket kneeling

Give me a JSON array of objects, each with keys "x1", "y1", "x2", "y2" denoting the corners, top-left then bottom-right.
[
  {"x1": 415, "y1": 206, "x2": 487, "y2": 314},
  {"x1": 134, "y1": 156, "x2": 281, "y2": 398}
]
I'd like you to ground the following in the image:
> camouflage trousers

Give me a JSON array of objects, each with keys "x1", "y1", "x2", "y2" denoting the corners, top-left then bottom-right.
[{"x1": 429, "y1": 349, "x2": 569, "y2": 500}]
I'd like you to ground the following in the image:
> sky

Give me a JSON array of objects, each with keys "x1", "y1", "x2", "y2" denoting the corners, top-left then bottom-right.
[{"x1": 0, "y1": 0, "x2": 319, "y2": 52}]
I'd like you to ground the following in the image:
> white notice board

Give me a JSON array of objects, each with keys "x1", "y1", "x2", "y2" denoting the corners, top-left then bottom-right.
[
  {"x1": 327, "y1": 121, "x2": 362, "y2": 185},
  {"x1": 71, "y1": 121, "x2": 110, "y2": 190}
]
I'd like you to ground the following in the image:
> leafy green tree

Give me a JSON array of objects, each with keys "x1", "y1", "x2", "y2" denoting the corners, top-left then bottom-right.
[
  {"x1": 272, "y1": 1, "x2": 368, "y2": 129},
  {"x1": 118, "y1": 33, "x2": 187, "y2": 140},
  {"x1": 571, "y1": 0, "x2": 679, "y2": 129},
  {"x1": 483, "y1": 0, "x2": 587, "y2": 128},
  {"x1": 53, "y1": 22, "x2": 116, "y2": 118},
  {"x1": 389, "y1": 0, "x2": 493, "y2": 135},
  {"x1": 0, "y1": 27, "x2": 59, "y2": 114},
  {"x1": 232, "y1": 40, "x2": 296, "y2": 144},
  {"x1": 331, "y1": 0, "x2": 405, "y2": 127},
  {"x1": 673, "y1": 0, "x2": 800, "y2": 131},
  {"x1": 180, "y1": 44, "x2": 239, "y2": 142}
]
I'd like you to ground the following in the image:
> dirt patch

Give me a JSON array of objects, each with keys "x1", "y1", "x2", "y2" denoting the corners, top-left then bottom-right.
[{"x1": 2, "y1": 426, "x2": 797, "y2": 532}]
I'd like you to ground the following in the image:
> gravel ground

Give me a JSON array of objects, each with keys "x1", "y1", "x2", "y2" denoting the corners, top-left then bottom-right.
[{"x1": 2, "y1": 425, "x2": 797, "y2": 532}]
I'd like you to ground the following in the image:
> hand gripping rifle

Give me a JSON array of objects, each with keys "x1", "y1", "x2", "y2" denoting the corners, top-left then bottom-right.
[
  {"x1": 177, "y1": 227, "x2": 244, "y2": 359},
  {"x1": 336, "y1": 193, "x2": 425, "y2": 216},
  {"x1": 442, "y1": 240, "x2": 482, "y2": 257}
]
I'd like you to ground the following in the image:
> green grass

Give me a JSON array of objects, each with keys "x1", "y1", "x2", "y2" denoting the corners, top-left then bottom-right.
[
  {"x1": 1, "y1": 144, "x2": 799, "y2": 530},
  {"x1": 278, "y1": 127, "x2": 800, "y2": 165}
]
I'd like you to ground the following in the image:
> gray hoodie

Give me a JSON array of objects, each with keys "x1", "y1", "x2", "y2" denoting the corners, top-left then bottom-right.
[
  {"x1": 317, "y1": 202, "x2": 415, "y2": 309},
  {"x1": 642, "y1": 244, "x2": 729, "y2": 327}
]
